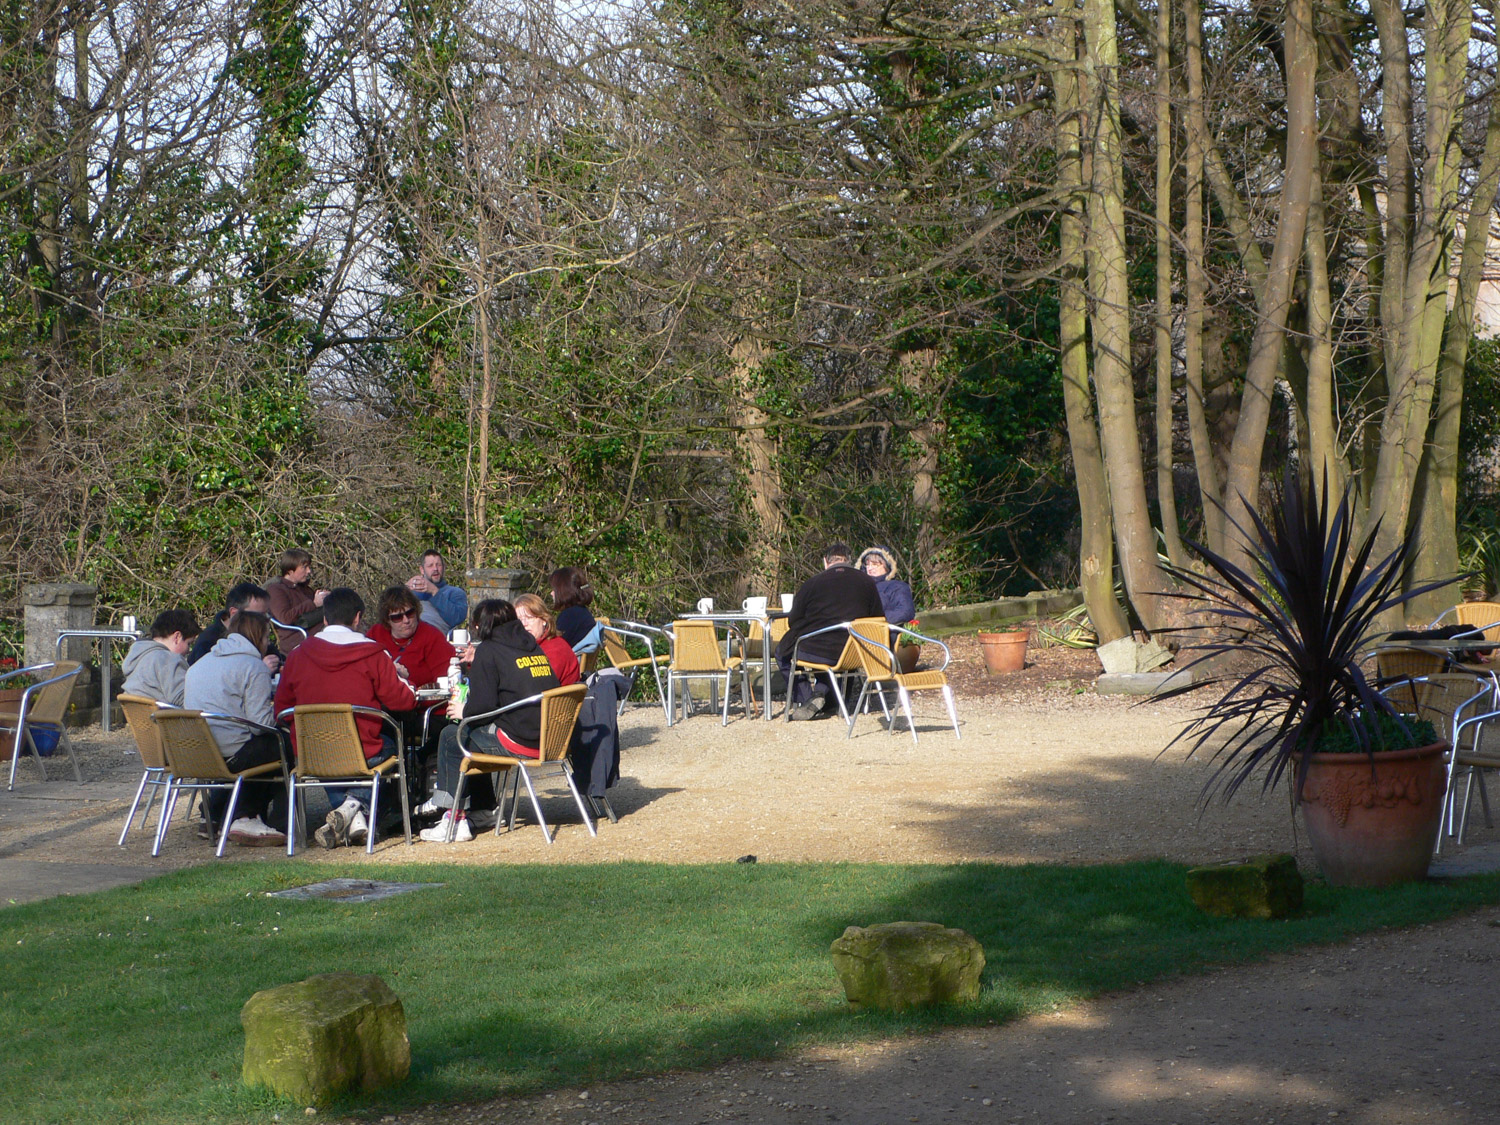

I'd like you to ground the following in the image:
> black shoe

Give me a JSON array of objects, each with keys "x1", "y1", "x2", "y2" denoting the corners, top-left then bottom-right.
[{"x1": 791, "y1": 696, "x2": 827, "y2": 721}]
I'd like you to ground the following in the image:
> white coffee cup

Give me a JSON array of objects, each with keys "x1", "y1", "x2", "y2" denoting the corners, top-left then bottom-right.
[
  {"x1": 451, "y1": 629, "x2": 470, "y2": 646},
  {"x1": 121, "y1": 615, "x2": 138, "y2": 635},
  {"x1": 780, "y1": 593, "x2": 794, "y2": 611},
  {"x1": 437, "y1": 675, "x2": 452, "y2": 692},
  {"x1": 743, "y1": 596, "x2": 768, "y2": 615},
  {"x1": 696, "y1": 597, "x2": 714, "y2": 614}
]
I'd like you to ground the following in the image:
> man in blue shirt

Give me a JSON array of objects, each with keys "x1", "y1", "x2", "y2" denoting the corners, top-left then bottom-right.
[{"x1": 407, "y1": 550, "x2": 468, "y2": 632}]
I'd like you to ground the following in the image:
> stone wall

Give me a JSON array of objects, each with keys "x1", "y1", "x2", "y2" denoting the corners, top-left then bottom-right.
[
  {"x1": 916, "y1": 588, "x2": 1084, "y2": 636},
  {"x1": 22, "y1": 583, "x2": 106, "y2": 727}
]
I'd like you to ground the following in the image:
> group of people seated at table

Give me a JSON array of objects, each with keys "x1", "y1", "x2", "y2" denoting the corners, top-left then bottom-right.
[
  {"x1": 120, "y1": 547, "x2": 608, "y2": 849},
  {"x1": 117, "y1": 536, "x2": 918, "y2": 849},
  {"x1": 775, "y1": 542, "x2": 916, "y2": 722}
]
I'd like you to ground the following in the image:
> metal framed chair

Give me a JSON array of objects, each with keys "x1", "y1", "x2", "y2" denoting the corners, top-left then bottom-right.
[
  {"x1": 1374, "y1": 648, "x2": 1447, "y2": 710},
  {"x1": 280, "y1": 705, "x2": 413, "y2": 856},
  {"x1": 597, "y1": 618, "x2": 670, "y2": 719},
  {"x1": 115, "y1": 693, "x2": 179, "y2": 847},
  {"x1": 445, "y1": 683, "x2": 591, "y2": 843},
  {"x1": 149, "y1": 709, "x2": 290, "y2": 857},
  {"x1": 663, "y1": 620, "x2": 752, "y2": 726},
  {"x1": 268, "y1": 616, "x2": 307, "y2": 651},
  {"x1": 1448, "y1": 701, "x2": 1500, "y2": 850},
  {"x1": 2, "y1": 661, "x2": 84, "y2": 790},
  {"x1": 784, "y1": 619, "x2": 889, "y2": 724},
  {"x1": 846, "y1": 624, "x2": 960, "y2": 745},
  {"x1": 1380, "y1": 673, "x2": 1495, "y2": 856},
  {"x1": 1432, "y1": 601, "x2": 1500, "y2": 642}
]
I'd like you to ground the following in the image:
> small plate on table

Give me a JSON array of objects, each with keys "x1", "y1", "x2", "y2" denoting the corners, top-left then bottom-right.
[{"x1": 414, "y1": 687, "x2": 450, "y2": 702}]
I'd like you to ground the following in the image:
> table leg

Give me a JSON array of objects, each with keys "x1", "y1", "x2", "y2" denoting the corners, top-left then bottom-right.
[
  {"x1": 102, "y1": 639, "x2": 113, "y2": 732},
  {"x1": 763, "y1": 641, "x2": 772, "y2": 719}
]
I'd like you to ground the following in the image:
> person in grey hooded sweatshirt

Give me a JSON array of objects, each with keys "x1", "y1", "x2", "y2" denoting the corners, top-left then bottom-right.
[
  {"x1": 183, "y1": 611, "x2": 286, "y2": 846},
  {"x1": 120, "y1": 609, "x2": 199, "y2": 706}
]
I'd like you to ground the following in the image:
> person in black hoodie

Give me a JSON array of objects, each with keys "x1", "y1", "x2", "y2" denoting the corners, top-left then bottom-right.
[{"x1": 419, "y1": 599, "x2": 560, "y2": 842}]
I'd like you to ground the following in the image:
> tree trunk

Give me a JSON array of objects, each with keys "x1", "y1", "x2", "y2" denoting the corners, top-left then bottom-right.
[
  {"x1": 1220, "y1": 0, "x2": 1317, "y2": 568},
  {"x1": 1181, "y1": 0, "x2": 1221, "y2": 553},
  {"x1": 1365, "y1": 0, "x2": 1471, "y2": 619},
  {"x1": 728, "y1": 331, "x2": 786, "y2": 593},
  {"x1": 898, "y1": 347, "x2": 950, "y2": 600},
  {"x1": 1054, "y1": 36, "x2": 1129, "y2": 645},
  {"x1": 1082, "y1": 0, "x2": 1167, "y2": 631},
  {"x1": 1302, "y1": 163, "x2": 1344, "y2": 500},
  {"x1": 1410, "y1": 19, "x2": 1500, "y2": 617},
  {"x1": 1153, "y1": 0, "x2": 1182, "y2": 566}
]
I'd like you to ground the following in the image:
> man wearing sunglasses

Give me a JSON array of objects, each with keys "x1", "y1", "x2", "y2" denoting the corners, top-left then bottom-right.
[{"x1": 367, "y1": 585, "x2": 456, "y2": 688}]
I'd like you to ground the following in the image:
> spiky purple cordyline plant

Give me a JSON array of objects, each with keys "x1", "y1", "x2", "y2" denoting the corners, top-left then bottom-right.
[{"x1": 1160, "y1": 472, "x2": 1456, "y2": 804}]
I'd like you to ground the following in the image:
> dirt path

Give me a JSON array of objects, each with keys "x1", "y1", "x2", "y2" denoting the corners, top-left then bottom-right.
[{"x1": 2, "y1": 636, "x2": 1497, "y2": 1123}]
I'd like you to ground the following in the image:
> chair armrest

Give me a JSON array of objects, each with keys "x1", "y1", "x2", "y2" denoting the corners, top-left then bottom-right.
[
  {"x1": 349, "y1": 705, "x2": 404, "y2": 756},
  {"x1": 456, "y1": 693, "x2": 546, "y2": 752},
  {"x1": 612, "y1": 619, "x2": 666, "y2": 637},
  {"x1": 269, "y1": 617, "x2": 308, "y2": 639},
  {"x1": 8, "y1": 667, "x2": 82, "y2": 716},
  {"x1": 198, "y1": 710, "x2": 281, "y2": 739},
  {"x1": 1453, "y1": 708, "x2": 1500, "y2": 747},
  {"x1": 199, "y1": 710, "x2": 294, "y2": 769},
  {"x1": 605, "y1": 625, "x2": 661, "y2": 657},
  {"x1": 788, "y1": 621, "x2": 858, "y2": 667},
  {"x1": 890, "y1": 625, "x2": 952, "y2": 671},
  {"x1": 0, "y1": 662, "x2": 60, "y2": 686},
  {"x1": 273, "y1": 705, "x2": 403, "y2": 756}
]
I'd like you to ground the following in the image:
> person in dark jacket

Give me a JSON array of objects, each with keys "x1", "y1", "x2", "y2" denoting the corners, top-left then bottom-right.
[
  {"x1": 265, "y1": 548, "x2": 328, "y2": 653},
  {"x1": 420, "y1": 599, "x2": 561, "y2": 843},
  {"x1": 776, "y1": 543, "x2": 884, "y2": 720},
  {"x1": 549, "y1": 565, "x2": 599, "y2": 652},
  {"x1": 188, "y1": 583, "x2": 280, "y2": 674},
  {"x1": 858, "y1": 546, "x2": 916, "y2": 626}
]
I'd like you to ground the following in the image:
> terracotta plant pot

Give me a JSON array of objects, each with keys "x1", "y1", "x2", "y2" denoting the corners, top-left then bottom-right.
[
  {"x1": 896, "y1": 644, "x2": 921, "y2": 674},
  {"x1": 977, "y1": 630, "x2": 1027, "y2": 675},
  {"x1": 1296, "y1": 742, "x2": 1449, "y2": 887}
]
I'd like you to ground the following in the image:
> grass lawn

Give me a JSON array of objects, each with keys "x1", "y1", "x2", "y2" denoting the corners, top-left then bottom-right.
[{"x1": 2, "y1": 860, "x2": 1497, "y2": 1124}]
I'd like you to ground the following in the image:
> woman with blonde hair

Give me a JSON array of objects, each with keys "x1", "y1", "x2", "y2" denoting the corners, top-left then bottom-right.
[{"x1": 514, "y1": 593, "x2": 581, "y2": 685}]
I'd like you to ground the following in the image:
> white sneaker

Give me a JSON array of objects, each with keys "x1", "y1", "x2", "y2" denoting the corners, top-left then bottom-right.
[
  {"x1": 419, "y1": 811, "x2": 473, "y2": 843},
  {"x1": 315, "y1": 799, "x2": 363, "y2": 850},
  {"x1": 348, "y1": 809, "x2": 370, "y2": 845},
  {"x1": 228, "y1": 816, "x2": 288, "y2": 848},
  {"x1": 414, "y1": 796, "x2": 446, "y2": 816}
]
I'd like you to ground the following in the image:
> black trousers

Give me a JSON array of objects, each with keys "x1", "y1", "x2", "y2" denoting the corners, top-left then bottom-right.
[{"x1": 207, "y1": 732, "x2": 286, "y2": 826}]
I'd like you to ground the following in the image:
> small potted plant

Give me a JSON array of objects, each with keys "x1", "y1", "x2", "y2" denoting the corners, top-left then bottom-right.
[{"x1": 1161, "y1": 472, "x2": 1457, "y2": 886}]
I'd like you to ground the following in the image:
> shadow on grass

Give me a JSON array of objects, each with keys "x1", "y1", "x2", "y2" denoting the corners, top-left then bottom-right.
[{"x1": 0, "y1": 860, "x2": 1496, "y2": 1124}]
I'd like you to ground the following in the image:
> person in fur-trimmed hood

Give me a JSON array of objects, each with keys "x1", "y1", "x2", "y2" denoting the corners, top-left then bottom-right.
[{"x1": 858, "y1": 545, "x2": 915, "y2": 626}]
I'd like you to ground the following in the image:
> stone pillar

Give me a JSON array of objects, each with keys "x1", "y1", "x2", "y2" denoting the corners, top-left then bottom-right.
[
  {"x1": 465, "y1": 567, "x2": 531, "y2": 605},
  {"x1": 23, "y1": 583, "x2": 97, "y2": 667}
]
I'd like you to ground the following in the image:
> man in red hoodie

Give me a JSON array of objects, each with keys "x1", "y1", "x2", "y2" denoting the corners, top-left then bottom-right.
[{"x1": 275, "y1": 587, "x2": 416, "y2": 848}]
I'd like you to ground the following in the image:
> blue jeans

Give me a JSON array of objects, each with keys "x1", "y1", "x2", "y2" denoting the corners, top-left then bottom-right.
[{"x1": 325, "y1": 735, "x2": 396, "y2": 811}]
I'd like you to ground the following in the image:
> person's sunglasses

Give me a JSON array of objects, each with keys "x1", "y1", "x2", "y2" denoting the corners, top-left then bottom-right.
[{"x1": 387, "y1": 609, "x2": 417, "y2": 623}]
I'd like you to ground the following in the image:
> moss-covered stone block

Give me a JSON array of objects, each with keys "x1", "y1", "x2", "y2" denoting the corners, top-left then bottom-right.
[
  {"x1": 241, "y1": 972, "x2": 409, "y2": 1106},
  {"x1": 830, "y1": 921, "x2": 984, "y2": 1010},
  {"x1": 1186, "y1": 853, "x2": 1304, "y2": 919}
]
